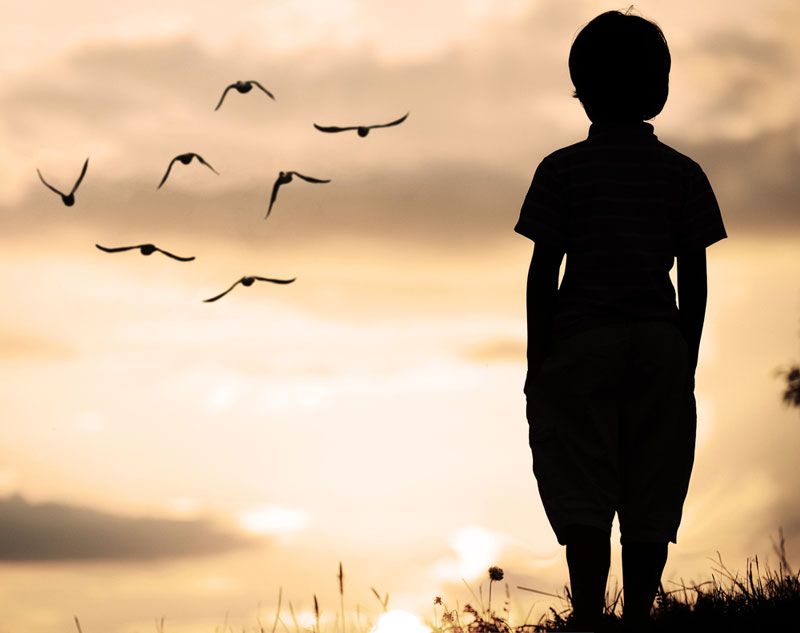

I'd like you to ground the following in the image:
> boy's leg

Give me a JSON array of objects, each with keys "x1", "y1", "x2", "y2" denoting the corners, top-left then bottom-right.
[
  {"x1": 562, "y1": 524, "x2": 610, "y2": 631},
  {"x1": 621, "y1": 540, "x2": 668, "y2": 630},
  {"x1": 617, "y1": 319, "x2": 694, "y2": 625},
  {"x1": 526, "y1": 324, "x2": 624, "y2": 629}
]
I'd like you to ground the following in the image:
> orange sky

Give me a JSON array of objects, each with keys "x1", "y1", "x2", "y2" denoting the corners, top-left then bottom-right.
[{"x1": 1, "y1": 1, "x2": 800, "y2": 632}]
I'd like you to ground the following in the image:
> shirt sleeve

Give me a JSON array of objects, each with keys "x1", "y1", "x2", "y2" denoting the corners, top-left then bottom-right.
[
  {"x1": 513, "y1": 157, "x2": 567, "y2": 251},
  {"x1": 675, "y1": 163, "x2": 728, "y2": 255}
]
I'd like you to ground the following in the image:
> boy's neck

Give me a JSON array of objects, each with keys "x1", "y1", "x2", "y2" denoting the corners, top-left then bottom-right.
[{"x1": 588, "y1": 120, "x2": 655, "y2": 138}]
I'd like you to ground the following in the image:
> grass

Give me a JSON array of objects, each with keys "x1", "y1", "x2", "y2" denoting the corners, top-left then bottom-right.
[
  {"x1": 431, "y1": 529, "x2": 800, "y2": 633},
  {"x1": 69, "y1": 531, "x2": 800, "y2": 633}
]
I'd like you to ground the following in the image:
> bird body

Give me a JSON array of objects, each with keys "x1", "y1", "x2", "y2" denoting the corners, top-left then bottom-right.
[
  {"x1": 313, "y1": 112, "x2": 409, "y2": 137},
  {"x1": 37, "y1": 157, "x2": 89, "y2": 206},
  {"x1": 95, "y1": 243, "x2": 195, "y2": 261},
  {"x1": 215, "y1": 80, "x2": 276, "y2": 110},
  {"x1": 203, "y1": 276, "x2": 296, "y2": 302},
  {"x1": 157, "y1": 153, "x2": 218, "y2": 189},
  {"x1": 265, "y1": 170, "x2": 331, "y2": 219}
]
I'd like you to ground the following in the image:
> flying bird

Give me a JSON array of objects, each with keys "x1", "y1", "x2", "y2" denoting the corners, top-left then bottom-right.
[
  {"x1": 203, "y1": 275, "x2": 296, "y2": 303},
  {"x1": 37, "y1": 157, "x2": 89, "y2": 206},
  {"x1": 215, "y1": 80, "x2": 276, "y2": 111},
  {"x1": 313, "y1": 112, "x2": 409, "y2": 137},
  {"x1": 95, "y1": 243, "x2": 195, "y2": 261},
  {"x1": 157, "y1": 153, "x2": 219, "y2": 189},
  {"x1": 265, "y1": 171, "x2": 331, "y2": 219}
]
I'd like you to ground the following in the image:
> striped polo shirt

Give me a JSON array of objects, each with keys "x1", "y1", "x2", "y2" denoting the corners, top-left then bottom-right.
[{"x1": 514, "y1": 121, "x2": 727, "y2": 340}]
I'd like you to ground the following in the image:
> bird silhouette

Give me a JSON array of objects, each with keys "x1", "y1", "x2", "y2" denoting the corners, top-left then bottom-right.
[
  {"x1": 203, "y1": 275, "x2": 296, "y2": 302},
  {"x1": 215, "y1": 80, "x2": 276, "y2": 111},
  {"x1": 37, "y1": 157, "x2": 89, "y2": 206},
  {"x1": 157, "y1": 153, "x2": 219, "y2": 189},
  {"x1": 266, "y1": 171, "x2": 331, "y2": 219},
  {"x1": 95, "y1": 243, "x2": 195, "y2": 261},
  {"x1": 313, "y1": 112, "x2": 409, "y2": 137}
]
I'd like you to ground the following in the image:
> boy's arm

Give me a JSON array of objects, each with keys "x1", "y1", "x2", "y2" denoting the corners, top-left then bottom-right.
[
  {"x1": 526, "y1": 242, "x2": 564, "y2": 392},
  {"x1": 676, "y1": 248, "x2": 707, "y2": 384}
]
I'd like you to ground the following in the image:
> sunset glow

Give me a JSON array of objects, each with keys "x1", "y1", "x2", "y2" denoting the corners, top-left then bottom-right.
[
  {"x1": 1, "y1": 1, "x2": 799, "y2": 632},
  {"x1": 370, "y1": 610, "x2": 432, "y2": 633}
]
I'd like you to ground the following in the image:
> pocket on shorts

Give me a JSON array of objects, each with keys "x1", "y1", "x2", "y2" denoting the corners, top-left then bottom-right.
[
  {"x1": 671, "y1": 326, "x2": 693, "y2": 391},
  {"x1": 524, "y1": 349, "x2": 556, "y2": 397},
  {"x1": 526, "y1": 385, "x2": 558, "y2": 444}
]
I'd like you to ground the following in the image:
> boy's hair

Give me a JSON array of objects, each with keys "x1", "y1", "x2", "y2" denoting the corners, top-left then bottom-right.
[{"x1": 569, "y1": 8, "x2": 671, "y2": 122}]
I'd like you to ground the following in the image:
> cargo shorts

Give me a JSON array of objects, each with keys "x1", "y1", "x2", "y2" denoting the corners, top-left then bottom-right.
[{"x1": 525, "y1": 319, "x2": 697, "y2": 545}]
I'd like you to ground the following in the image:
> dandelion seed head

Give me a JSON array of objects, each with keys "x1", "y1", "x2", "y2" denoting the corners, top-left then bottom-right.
[{"x1": 488, "y1": 566, "x2": 504, "y2": 581}]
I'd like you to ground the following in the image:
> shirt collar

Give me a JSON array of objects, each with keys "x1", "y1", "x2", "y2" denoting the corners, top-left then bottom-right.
[{"x1": 587, "y1": 121, "x2": 656, "y2": 141}]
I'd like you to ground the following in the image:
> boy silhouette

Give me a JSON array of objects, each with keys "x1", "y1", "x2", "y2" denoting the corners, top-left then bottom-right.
[{"x1": 514, "y1": 9, "x2": 727, "y2": 632}]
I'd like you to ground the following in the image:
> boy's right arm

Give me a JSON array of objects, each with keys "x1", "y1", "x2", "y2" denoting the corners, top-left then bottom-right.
[{"x1": 676, "y1": 248, "x2": 707, "y2": 387}]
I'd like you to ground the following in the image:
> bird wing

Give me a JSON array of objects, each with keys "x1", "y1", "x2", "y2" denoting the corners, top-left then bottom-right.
[
  {"x1": 291, "y1": 172, "x2": 331, "y2": 184},
  {"x1": 214, "y1": 84, "x2": 235, "y2": 111},
  {"x1": 203, "y1": 278, "x2": 243, "y2": 302},
  {"x1": 265, "y1": 177, "x2": 282, "y2": 219},
  {"x1": 155, "y1": 246, "x2": 195, "y2": 262},
  {"x1": 250, "y1": 81, "x2": 276, "y2": 100},
  {"x1": 313, "y1": 123, "x2": 357, "y2": 133},
  {"x1": 36, "y1": 169, "x2": 64, "y2": 196},
  {"x1": 69, "y1": 157, "x2": 89, "y2": 194},
  {"x1": 157, "y1": 157, "x2": 178, "y2": 189},
  {"x1": 369, "y1": 112, "x2": 409, "y2": 129},
  {"x1": 95, "y1": 243, "x2": 137, "y2": 253},
  {"x1": 253, "y1": 276, "x2": 297, "y2": 284},
  {"x1": 195, "y1": 154, "x2": 219, "y2": 175}
]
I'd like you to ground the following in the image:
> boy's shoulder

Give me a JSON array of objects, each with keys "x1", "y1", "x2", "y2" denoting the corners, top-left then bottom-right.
[
  {"x1": 540, "y1": 139, "x2": 589, "y2": 165},
  {"x1": 649, "y1": 138, "x2": 705, "y2": 172},
  {"x1": 540, "y1": 133, "x2": 705, "y2": 176}
]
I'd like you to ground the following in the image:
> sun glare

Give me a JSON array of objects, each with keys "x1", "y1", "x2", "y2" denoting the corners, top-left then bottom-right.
[
  {"x1": 431, "y1": 525, "x2": 503, "y2": 582},
  {"x1": 369, "y1": 610, "x2": 431, "y2": 633},
  {"x1": 239, "y1": 505, "x2": 311, "y2": 534}
]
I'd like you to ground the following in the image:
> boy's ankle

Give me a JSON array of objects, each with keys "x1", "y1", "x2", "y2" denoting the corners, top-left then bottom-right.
[
  {"x1": 565, "y1": 610, "x2": 602, "y2": 632},
  {"x1": 621, "y1": 611, "x2": 654, "y2": 633}
]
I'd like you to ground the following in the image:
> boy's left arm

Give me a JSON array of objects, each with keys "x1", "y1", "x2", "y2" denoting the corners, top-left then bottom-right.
[{"x1": 525, "y1": 241, "x2": 564, "y2": 395}]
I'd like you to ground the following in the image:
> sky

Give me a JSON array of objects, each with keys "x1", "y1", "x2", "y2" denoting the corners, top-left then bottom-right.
[{"x1": 1, "y1": 0, "x2": 800, "y2": 631}]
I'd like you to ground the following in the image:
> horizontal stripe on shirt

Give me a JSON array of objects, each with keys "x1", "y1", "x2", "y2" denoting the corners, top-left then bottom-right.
[{"x1": 514, "y1": 121, "x2": 727, "y2": 339}]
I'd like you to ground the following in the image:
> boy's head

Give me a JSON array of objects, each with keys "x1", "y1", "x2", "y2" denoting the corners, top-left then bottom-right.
[{"x1": 569, "y1": 9, "x2": 671, "y2": 123}]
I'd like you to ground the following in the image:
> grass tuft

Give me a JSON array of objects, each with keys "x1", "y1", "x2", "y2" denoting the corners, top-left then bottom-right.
[
  {"x1": 68, "y1": 533, "x2": 799, "y2": 633},
  {"x1": 430, "y1": 529, "x2": 800, "y2": 632}
]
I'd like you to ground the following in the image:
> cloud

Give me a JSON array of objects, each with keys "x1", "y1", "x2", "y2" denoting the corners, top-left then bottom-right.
[
  {"x1": 690, "y1": 30, "x2": 792, "y2": 70},
  {"x1": 4, "y1": 123, "x2": 799, "y2": 255},
  {"x1": 679, "y1": 124, "x2": 800, "y2": 236},
  {"x1": 2, "y1": 8, "x2": 798, "y2": 242},
  {"x1": 460, "y1": 337, "x2": 526, "y2": 363},
  {"x1": 0, "y1": 493, "x2": 260, "y2": 562},
  {"x1": 0, "y1": 329, "x2": 74, "y2": 360},
  {"x1": 0, "y1": 162, "x2": 529, "y2": 250},
  {"x1": 0, "y1": 15, "x2": 572, "y2": 200}
]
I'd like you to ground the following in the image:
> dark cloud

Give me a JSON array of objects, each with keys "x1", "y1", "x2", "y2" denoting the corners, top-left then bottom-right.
[
  {"x1": 0, "y1": 163, "x2": 528, "y2": 250},
  {"x1": 674, "y1": 28, "x2": 794, "y2": 126},
  {"x1": 686, "y1": 30, "x2": 792, "y2": 71},
  {"x1": 697, "y1": 73, "x2": 771, "y2": 118},
  {"x1": 1, "y1": 38, "x2": 211, "y2": 124},
  {"x1": 1, "y1": 24, "x2": 798, "y2": 255},
  {"x1": 677, "y1": 125, "x2": 800, "y2": 237},
  {"x1": 4, "y1": 126, "x2": 799, "y2": 255},
  {"x1": 0, "y1": 27, "x2": 565, "y2": 170},
  {"x1": 0, "y1": 493, "x2": 260, "y2": 562}
]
